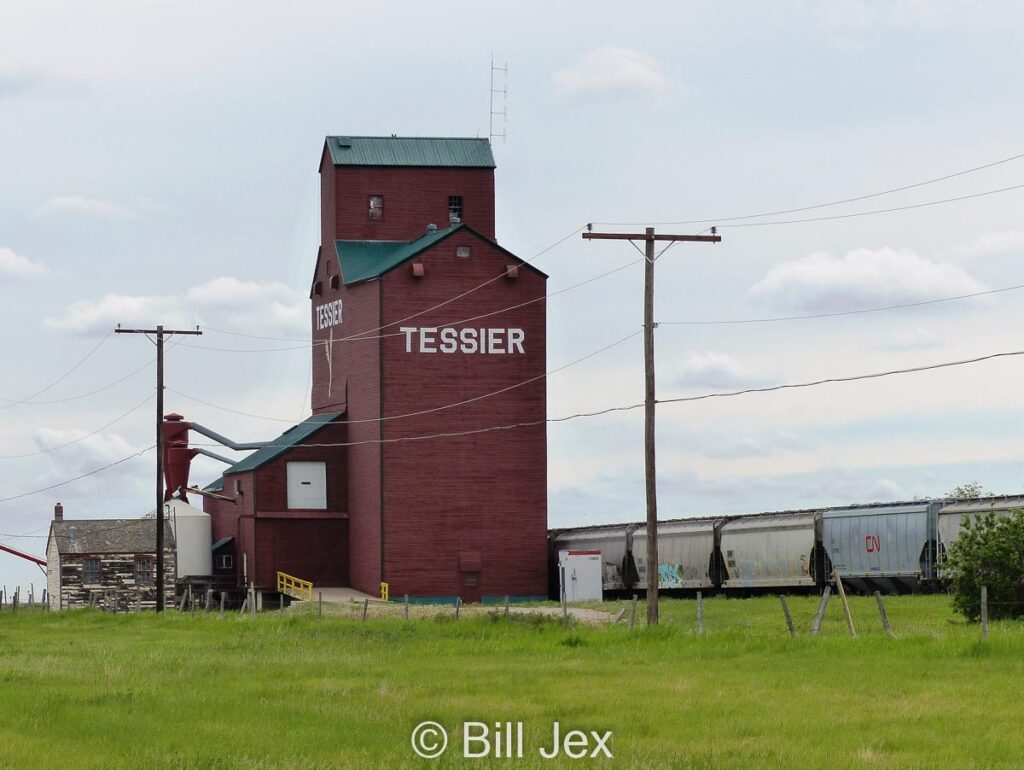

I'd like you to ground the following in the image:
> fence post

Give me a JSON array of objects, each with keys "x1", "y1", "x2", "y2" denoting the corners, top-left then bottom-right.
[
  {"x1": 981, "y1": 586, "x2": 989, "y2": 640},
  {"x1": 629, "y1": 594, "x2": 638, "y2": 630},
  {"x1": 135, "y1": 593, "x2": 142, "y2": 613},
  {"x1": 780, "y1": 595, "x2": 796, "y2": 638},
  {"x1": 404, "y1": 594, "x2": 409, "y2": 621},
  {"x1": 319, "y1": 592, "x2": 324, "y2": 621},
  {"x1": 873, "y1": 591, "x2": 892, "y2": 637},
  {"x1": 504, "y1": 595, "x2": 510, "y2": 618},
  {"x1": 561, "y1": 586, "x2": 569, "y2": 626},
  {"x1": 361, "y1": 598, "x2": 369, "y2": 622},
  {"x1": 696, "y1": 591, "x2": 704, "y2": 637},
  {"x1": 613, "y1": 607, "x2": 627, "y2": 624},
  {"x1": 832, "y1": 570, "x2": 856, "y2": 638},
  {"x1": 219, "y1": 591, "x2": 226, "y2": 617},
  {"x1": 250, "y1": 584, "x2": 256, "y2": 617},
  {"x1": 454, "y1": 597, "x2": 462, "y2": 620},
  {"x1": 811, "y1": 586, "x2": 831, "y2": 635}
]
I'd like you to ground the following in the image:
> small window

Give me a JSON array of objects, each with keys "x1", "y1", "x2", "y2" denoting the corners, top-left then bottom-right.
[
  {"x1": 313, "y1": 281, "x2": 322, "y2": 297},
  {"x1": 329, "y1": 274, "x2": 339, "y2": 290},
  {"x1": 83, "y1": 557, "x2": 101, "y2": 585},
  {"x1": 216, "y1": 554, "x2": 234, "y2": 570},
  {"x1": 448, "y1": 195, "x2": 463, "y2": 223},
  {"x1": 456, "y1": 246, "x2": 471, "y2": 259},
  {"x1": 135, "y1": 557, "x2": 154, "y2": 587},
  {"x1": 368, "y1": 195, "x2": 384, "y2": 220}
]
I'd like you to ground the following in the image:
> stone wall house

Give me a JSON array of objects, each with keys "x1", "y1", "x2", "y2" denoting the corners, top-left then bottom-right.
[{"x1": 46, "y1": 506, "x2": 175, "y2": 611}]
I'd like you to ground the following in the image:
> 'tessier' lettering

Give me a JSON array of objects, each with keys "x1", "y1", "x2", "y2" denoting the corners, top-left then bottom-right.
[{"x1": 399, "y1": 326, "x2": 525, "y2": 354}]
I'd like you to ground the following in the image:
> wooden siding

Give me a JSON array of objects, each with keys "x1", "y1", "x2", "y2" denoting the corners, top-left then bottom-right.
[{"x1": 56, "y1": 548, "x2": 176, "y2": 611}]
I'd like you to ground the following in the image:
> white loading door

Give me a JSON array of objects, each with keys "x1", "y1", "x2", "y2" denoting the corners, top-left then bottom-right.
[{"x1": 286, "y1": 461, "x2": 327, "y2": 510}]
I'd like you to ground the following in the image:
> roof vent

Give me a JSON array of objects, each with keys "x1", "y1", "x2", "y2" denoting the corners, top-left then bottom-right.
[
  {"x1": 449, "y1": 214, "x2": 461, "y2": 226},
  {"x1": 336, "y1": 137, "x2": 352, "y2": 148},
  {"x1": 427, "y1": 223, "x2": 438, "y2": 233}
]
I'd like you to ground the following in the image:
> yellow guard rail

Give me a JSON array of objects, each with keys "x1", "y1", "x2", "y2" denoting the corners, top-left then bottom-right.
[{"x1": 277, "y1": 571, "x2": 314, "y2": 601}]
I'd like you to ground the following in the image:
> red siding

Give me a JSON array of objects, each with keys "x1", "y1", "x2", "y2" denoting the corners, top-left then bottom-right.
[
  {"x1": 203, "y1": 423, "x2": 350, "y2": 589},
  {"x1": 326, "y1": 164, "x2": 496, "y2": 242},
  {"x1": 379, "y1": 235, "x2": 548, "y2": 599},
  {"x1": 310, "y1": 263, "x2": 382, "y2": 593}
]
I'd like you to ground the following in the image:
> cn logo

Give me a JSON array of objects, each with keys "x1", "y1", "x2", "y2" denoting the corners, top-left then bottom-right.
[{"x1": 865, "y1": 535, "x2": 881, "y2": 553}]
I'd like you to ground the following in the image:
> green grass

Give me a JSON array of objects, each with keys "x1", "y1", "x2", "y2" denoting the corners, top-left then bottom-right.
[{"x1": 0, "y1": 595, "x2": 1021, "y2": 769}]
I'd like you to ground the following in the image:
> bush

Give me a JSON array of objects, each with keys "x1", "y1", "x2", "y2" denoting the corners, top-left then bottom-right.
[{"x1": 945, "y1": 509, "x2": 1024, "y2": 621}]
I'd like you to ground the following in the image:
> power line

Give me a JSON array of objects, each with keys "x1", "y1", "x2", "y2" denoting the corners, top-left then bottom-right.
[
  {"x1": 167, "y1": 328, "x2": 643, "y2": 424},
  {"x1": 658, "y1": 282, "x2": 1024, "y2": 326},
  {"x1": 3, "y1": 348, "x2": 1019, "y2": 535},
  {"x1": 0, "y1": 333, "x2": 112, "y2": 409},
  {"x1": 184, "y1": 346, "x2": 1024, "y2": 451},
  {"x1": 718, "y1": 182, "x2": 1024, "y2": 229},
  {"x1": 0, "y1": 446, "x2": 155, "y2": 505},
  {"x1": 591, "y1": 150, "x2": 1024, "y2": 226},
  {"x1": 185, "y1": 252, "x2": 640, "y2": 353},
  {"x1": 658, "y1": 349, "x2": 1024, "y2": 405},
  {"x1": 0, "y1": 394, "x2": 154, "y2": 460},
  {"x1": 0, "y1": 357, "x2": 154, "y2": 406}
]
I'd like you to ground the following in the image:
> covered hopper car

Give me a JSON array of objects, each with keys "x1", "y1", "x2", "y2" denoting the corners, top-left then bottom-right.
[{"x1": 551, "y1": 497, "x2": 1022, "y2": 597}]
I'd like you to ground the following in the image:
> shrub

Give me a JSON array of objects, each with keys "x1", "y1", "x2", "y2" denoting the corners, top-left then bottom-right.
[{"x1": 945, "y1": 509, "x2": 1024, "y2": 621}]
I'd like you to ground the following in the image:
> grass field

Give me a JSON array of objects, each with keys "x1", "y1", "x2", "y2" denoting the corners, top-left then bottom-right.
[{"x1": 0, "y1": 595, "x2": 1021, "y2": 769}]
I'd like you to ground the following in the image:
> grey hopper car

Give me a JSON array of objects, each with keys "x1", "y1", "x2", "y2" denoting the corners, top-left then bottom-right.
[
  {"x1": 938, "y1": 496, "x2": 1024, "y2": 553},
  {"x1": 719, "y1": 511, "x2": 821, "y2": 589},
  {"x1": 821, "y1": 501, "x2": 944, "y2": 593}
]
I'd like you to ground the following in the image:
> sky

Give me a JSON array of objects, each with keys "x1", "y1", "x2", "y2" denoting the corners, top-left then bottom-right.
[{"x1": 3, "y1": 0, "x2": 1024, "y2": 589}]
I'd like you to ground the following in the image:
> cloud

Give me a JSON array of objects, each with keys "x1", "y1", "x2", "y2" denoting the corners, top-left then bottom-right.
[
  {"x1": 185, "y1": 276, "x2": 308, "y2": 333},
  {"x1": 700, "y1": 431, "x2": 811, "y2": 459},
  {"x1": 673, "y1": 351, "x2": 767, "y2": 389},
  {"x1": 44, "y1": 294, "x2": 195, "y2": 335},
  {"x1": 964, "y1": 229, "x2": 1024, "y2": 257},
  {"x1": 874, "y1": 327, "x2": 942, "y2": 352},
  {"x1": 46, "y1": 276, "x2": 307, "y2": 336},
  {"x1": 35, "y1": 195, "x2": 137, "y2": 219},
  {"x1": 0, "y1": 247, "x2": 46, "y2": 278},
  {"x1": 749, "y1": 247, "x2": 986, "y2": 313},
  {"x1": 553, "y1": 47, "x2": 671, "y2": 99}
]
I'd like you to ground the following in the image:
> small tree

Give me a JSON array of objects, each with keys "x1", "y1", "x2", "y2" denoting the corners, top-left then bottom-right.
[
  {"x1": 944, "y1": 509, "x2": 1024, "y2": 621},
  {"x1": 946, "y1": 482, "x2": 992, "y2": 501}
]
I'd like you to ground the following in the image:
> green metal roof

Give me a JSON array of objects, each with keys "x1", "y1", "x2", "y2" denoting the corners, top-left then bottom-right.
[
  {"x1": 336, "y1": 226, "x2": 458, "y2": 284},
  {"x1": 203, "y1": 477, "x2": 224, "y2": 493},
  {"x1": 223, "y1": 412, "x2": 344, "y2": 476},
  {"x1": 335, "y1": 225, "x2": 548, "y2": 285},
  {"x1": 325, "y1": 136, "x2": 495, "y2": 168}
]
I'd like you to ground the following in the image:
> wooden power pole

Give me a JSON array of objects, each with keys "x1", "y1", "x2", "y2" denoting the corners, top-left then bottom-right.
[
  {"x1": 582, "y1": 227, "x2": 720, "y2": 625},
  {"x1": 115, "y1": 324, "x2": 202, "y2": 612}
]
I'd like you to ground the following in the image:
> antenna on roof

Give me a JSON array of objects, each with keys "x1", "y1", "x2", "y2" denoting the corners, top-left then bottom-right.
[{"x1": 489, "y1": 52, "x2": 508, "y2": 145}]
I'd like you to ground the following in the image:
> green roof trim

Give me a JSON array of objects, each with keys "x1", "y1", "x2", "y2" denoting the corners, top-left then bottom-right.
[
  {"x1": 223, "y1": 412, "x2": 344, "y2": 476},
  {"x1": 335, "y1": 224, "x2": 548, "y2": 285},
  {"x1": 325, "y1": 136, "x2": 495, "y2": 168}
]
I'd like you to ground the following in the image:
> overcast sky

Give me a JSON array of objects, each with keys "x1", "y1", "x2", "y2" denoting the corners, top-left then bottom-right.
[{"x1": 3, "y1": 0, "x2": 1024, "y2": 589}]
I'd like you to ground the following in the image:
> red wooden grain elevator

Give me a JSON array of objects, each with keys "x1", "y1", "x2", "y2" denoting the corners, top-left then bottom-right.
[{"x1": 204, "y1": 136, "x2": 548, "y2": 601}]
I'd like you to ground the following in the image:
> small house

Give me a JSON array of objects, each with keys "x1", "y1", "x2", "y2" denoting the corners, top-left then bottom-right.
[{"x1": 46, "y1": 504, "x2": 175, "y2": 611}]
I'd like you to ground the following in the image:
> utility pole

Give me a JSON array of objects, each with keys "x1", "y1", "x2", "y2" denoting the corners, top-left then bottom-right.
[
  {"x1": 582, "y1": 227, "x2": 720, "y2": 625},
  {"x1": 115, "y1": 324, "x2": 202, "y2": 612}
]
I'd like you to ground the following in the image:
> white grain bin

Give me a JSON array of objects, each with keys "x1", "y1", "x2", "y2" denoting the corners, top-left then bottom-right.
[{"x1": 165, "y1": 499, "x2": 212, "y2": 578}]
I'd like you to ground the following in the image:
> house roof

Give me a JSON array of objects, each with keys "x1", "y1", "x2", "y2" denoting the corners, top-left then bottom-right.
[
  {"x1": 223, "y1": 412, "x2": 344, "y2": 476},
  {"x1": 324, "y1": 136, "x2": 495, "y2": 168},
  {"x1": 335, "y1": 224, "x2": 548, "y2": 285},
  {"x1": 50, "y1": 519, "x2": 175, "y2": 555}
]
